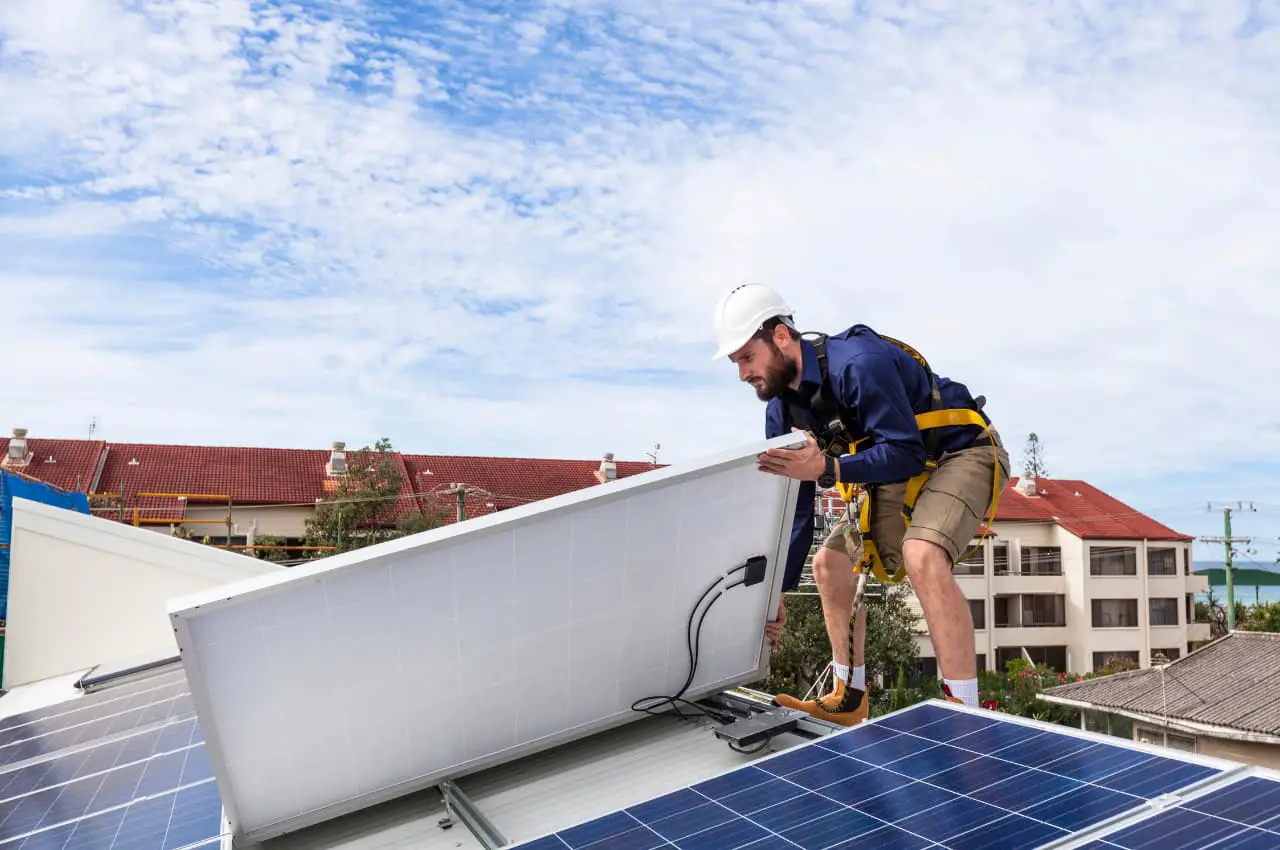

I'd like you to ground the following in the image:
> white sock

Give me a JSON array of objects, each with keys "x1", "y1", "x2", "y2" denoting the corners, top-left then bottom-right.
[
  {"x1": 832, "y1": 662, "x2": 850, "y2": 684},
  {"x1": 944, "y1": 678, "x2": 979, "y2": 707},
  {"x1": 851, "y1": 665, "x2": 866, "y2": 691}
]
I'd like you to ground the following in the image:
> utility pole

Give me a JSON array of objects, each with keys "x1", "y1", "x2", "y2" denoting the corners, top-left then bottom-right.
[
  {"x1": 456, "y1": 485, "x2": 466, "y2": 523},
  {"x1": 1200, "y1": 502, "x2": 1255, "y2": 631}
]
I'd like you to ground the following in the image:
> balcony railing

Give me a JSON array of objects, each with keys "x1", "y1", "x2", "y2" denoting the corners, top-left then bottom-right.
[{"x1": 994, "y1": 568, "x2": 1064, "y2": 577}]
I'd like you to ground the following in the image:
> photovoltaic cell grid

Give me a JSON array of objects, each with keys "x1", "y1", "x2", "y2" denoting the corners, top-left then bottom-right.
[
  {"x1": 511, "y1": 701, "x2": 1232, "y2": 850},
  {"x1": 0, "y1": 666, "x2": 226, "y2": 849},
  {"x1": 0, "y1": 669, "x2": 186, "y2": 734},
  {"x1": 1078, "y1": 772, "x2": 1280, "y2": 849}
]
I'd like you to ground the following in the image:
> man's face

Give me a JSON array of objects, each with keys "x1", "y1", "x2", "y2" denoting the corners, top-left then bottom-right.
[{"x1": 730, "y1": 334, "x2": 797, "y2": 401}]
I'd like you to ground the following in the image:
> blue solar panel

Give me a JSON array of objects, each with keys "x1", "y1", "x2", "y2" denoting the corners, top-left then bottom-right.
[
  {"x1": 1078, "y1": 771, "x2": 1280, "y2": 849},
  {"x1": 0, "y1": 666, "x2": 227, "y2": 849},
  {"x1": 0, "y1": 669, "x2": 187, "y2": 734},
  {"x1": 0, "y1": 691, "x2": 194, "y2": 768},
  {"x1": 510, "y1": 700, "x2": 1233, "y2": 850}
]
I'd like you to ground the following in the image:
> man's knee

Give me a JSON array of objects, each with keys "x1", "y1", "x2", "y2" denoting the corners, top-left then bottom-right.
[
  {"x1": 812, "y1": 545, "x2": 854, "y2": 582},
  {"x1": 902, "y1": 538, "x2": 953, "y2": 587}
]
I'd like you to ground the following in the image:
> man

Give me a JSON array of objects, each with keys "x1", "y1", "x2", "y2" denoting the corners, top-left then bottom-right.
[{"x1": 713, "y1": 283, "x2": 1010, "y2": 726}]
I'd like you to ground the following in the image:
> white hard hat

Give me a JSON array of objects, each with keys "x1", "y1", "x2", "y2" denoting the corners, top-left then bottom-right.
[{"x1": 712, "y1": 283, "x2": 793, "y2": 360}]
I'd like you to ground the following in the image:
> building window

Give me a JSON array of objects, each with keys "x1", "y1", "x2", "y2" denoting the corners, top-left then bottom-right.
[
  {"x1": 1092, "y1": 598, "x2": 1138, "y2": 627},
  {"x1": 969, "y1": 599, "x2": 986, "y2": 630},
  {"x1": 1147, "y1": 548, "x2": 1177, "y2": 576},
  {"x1": 1085, "y1": 710, "x2": 1134, "y2": 740},
  {"x1": 955, "y1": 544, "x2": 984, "y2": 576},
  {"x1": 992, "y1": 646, "x2": 1067, "y2": 673},
  {"x1": 1020, "y1": 546, "x2": 1063, "y2": 576},
  {"x1": 1022, "y1": 594, "x2": 1066, "y2": 627},
  {"x1": 1025, "y1": 645, "x2": 1068, "y2": 672},
  {"x1": 1090, "y1": 545, "x2": 1137, "y2": 576},
  {"x1": 976, "y1": 653, "x2": 987, "y2": 672},
  {"x1": 995, "y1": 594, "x2": 1066, "y2": 628},
  {"x1": 1092, "y1": 650, "x2": 1140, "y2": 670},
  {"x1": 1151, "y1": 647, "x2": 1180, "y2": 663},
  {"x1": 995, "y1": 647, "x2": 1021, "y2": 670},
  {"x1": 992, "y1": 543, "x2": 1009, "y2": 575},
  {"x1": 913, "y1": 657, "x2": 939, "y2": 683},
  {"x1": 1136, "y1": 726, "x2": 1196, "y2": 753},
  {"x1": 1149, "y1": 597, "x2": 1180, "y2": 626}
]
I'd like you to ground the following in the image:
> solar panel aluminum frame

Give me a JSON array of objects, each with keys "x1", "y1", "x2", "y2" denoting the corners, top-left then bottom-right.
[
  {"x1": 506, "y1": 698, "x2": 1249, "y2": 850},
  {"x1": 168, "y1": 434, "x2": 807, "y2": 845},
  {"x1": 1046, "y1": 764, "x2": 1279, "y2": 850}
]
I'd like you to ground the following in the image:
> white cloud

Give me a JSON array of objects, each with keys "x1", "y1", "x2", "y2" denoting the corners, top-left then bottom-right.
[{"x1": 0, "y1": 0, "x2": 1277, "y2": 508}]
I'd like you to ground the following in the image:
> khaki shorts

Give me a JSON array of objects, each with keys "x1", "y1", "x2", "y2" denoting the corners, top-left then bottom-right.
[{"x1": 822, "y1": 430, "x2": 1011, "y2": 570}]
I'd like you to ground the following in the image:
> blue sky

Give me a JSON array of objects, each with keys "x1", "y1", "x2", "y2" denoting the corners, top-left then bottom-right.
[{"x1": 0, "y1": 0, "x2": 1277, "y2": 562}]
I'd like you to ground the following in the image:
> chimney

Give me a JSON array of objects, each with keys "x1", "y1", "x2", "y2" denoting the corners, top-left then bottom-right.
[
  {"x1": 594, "y1": 452, "x2": 617, "y2": 483},
  {"x1": 5, "y1": 428, "x2": 31, "y2": 467},
  {"x1": 326, "y1": 441, "x2": 347, "y2": 475},
  {"x1": 1014, "y1": 476, "x2": 1037, "y2": 497}
]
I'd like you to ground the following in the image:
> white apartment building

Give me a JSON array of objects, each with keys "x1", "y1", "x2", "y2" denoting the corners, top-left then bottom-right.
[{"x1": 813, "y1": 475, "x2": 1212, "y2": 677}]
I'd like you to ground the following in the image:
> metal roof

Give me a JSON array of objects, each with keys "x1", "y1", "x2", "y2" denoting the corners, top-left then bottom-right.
[
  {"x1": 0, "y1": 659, "x2": 824, "y2": 850},
  {"x1": 264, "y1": 708, "x2": 813, "y2": 850},
  {"x1": 1041, "y1": 632, "x2": 1280, "y2": 737}
]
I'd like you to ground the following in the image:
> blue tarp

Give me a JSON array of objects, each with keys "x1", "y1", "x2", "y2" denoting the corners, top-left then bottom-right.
[{"x1": 0, "y1": 471, "x2": 91, "y2": 620}]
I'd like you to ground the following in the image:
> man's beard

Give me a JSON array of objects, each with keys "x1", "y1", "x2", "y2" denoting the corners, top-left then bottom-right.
[{"x1": 754, "y1": 346, "x2": 798, "y2": 401}]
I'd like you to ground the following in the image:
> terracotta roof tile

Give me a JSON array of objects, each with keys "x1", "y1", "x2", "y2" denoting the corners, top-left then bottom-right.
[
  {"x1": 994, "y1": 478, "x2": 1192, "y2": 541},
  {"x1": 1, "y1": 434, "x2": 1183, "y2": 541},
  {"x1": 402, "y1": 454, "x2": 660, "y2": 523},
  {"x1": 1043, "y1": 633, "x2": 1280, "y2": 736},
  {"x1": 0, "y1": 438, "x2": 106, "y2": 494},
  {"x1": 828, "y1": 476, "x2": 1190, "y2": 541},
  {"x1": 2, "y1": 434, "x2": 661, "y2": 528}
]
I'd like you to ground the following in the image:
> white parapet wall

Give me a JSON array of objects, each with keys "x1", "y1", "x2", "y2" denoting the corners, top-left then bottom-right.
[{"x1": 4, "y1": 497, "x2": 286, "y2": 690}]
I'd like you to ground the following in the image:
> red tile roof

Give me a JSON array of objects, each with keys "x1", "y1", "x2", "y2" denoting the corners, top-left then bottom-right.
[
  {"x1": 2, "y1": 434, "x2": 659, "y2": 528},
  {"x1": 992, "y1": 478, "x2": 1192, "y2": 541},
  {"x1": 826, "y1": 477, "x2": 1190, "y2": 542},
  {"x1": 402, "y1": 454, "x2": 658, "y2": 521},
  {"x1": 0, "y1": 438, "x2": 106, "y2": 494},
  {"x1": 1, "y1": 434, "x2": 1186, "y2": 541}
]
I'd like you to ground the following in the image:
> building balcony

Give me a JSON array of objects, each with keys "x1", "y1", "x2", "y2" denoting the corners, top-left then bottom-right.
[
  {"x1": 992, "y1": 572, "x2": 1067, "y2": 595},
  {"x1": 990, "y1": 626, "x2": 1069, "y2": 647},
  {"x1": 1187, "y1": 622, "x2": 1211, "y2": 642}
]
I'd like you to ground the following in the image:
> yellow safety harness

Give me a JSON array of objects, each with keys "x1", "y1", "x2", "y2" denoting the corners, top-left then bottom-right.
[{"x1": 802, "y1": 330, "x2": 1003, "y2": 585}]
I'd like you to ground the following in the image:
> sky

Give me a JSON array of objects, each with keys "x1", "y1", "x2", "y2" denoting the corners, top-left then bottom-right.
[{"x1": 0, "y1": 0, "x2": 1277, "y2": 563}]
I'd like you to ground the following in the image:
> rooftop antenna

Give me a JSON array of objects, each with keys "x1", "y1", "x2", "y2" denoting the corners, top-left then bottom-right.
[
  {"x1": 647, "y1": 442, "x2": 661, "y2": 465},
  {"x1": 88, "y1": 416, "x2": 97, "y2": 439}
]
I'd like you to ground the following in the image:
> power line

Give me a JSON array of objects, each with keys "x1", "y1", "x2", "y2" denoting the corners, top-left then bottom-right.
[{"x1": 1200, "y1": 502, "x2": 1257, "y2": 631}]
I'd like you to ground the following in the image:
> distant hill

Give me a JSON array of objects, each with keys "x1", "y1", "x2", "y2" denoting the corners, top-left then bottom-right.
[{"x1": 1194, "y1": 559, "x2": 1280, "y2": 587}]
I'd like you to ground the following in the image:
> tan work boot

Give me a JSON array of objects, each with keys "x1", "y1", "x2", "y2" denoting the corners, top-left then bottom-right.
[{"x1": 774, "y1": 677, "x2": 869, "y2": 727}]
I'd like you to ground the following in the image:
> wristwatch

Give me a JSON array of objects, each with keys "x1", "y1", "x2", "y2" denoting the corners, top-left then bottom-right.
[{"x1": 817, "y1": 455, "x2": 837, "y2": 488}]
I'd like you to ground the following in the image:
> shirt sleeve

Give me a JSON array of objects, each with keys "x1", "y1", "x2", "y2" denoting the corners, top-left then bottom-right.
[
  {"x1": 834, "y1": 349, "x2": 929, "y2": 485},
  {"x1": 766, "y1": 401, "x2": 813, "y2": 592}
]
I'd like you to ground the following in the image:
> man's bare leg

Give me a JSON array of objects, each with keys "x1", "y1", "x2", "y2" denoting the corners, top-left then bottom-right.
[
  {"x1": 902, "y1": 538, "x2": 978, "y2": 700},
  {"x1": 812, "y1": 546, "x2": 855, "y2": 669},
  {"x1": 773, "y1": 546, "x2": 869, "y2": 725},
  {"x1": 851, "y1": 598, "x2": 866, "y2": 686}
]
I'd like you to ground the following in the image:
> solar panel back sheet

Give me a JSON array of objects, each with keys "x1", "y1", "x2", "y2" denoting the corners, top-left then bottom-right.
[
  {"x1": 509, "y1": 700, "x2": 1245, "y2": 850},
  {"x1": 168, "y1": 434, "x2": 807, "y2": 843}
]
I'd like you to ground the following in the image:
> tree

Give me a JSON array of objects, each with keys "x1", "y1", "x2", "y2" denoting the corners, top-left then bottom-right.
[
  {"x1": 303, "y1": 437, "x2": 445, "y2": 553},
  {"x1": 1022, "y1": 432, "x2": 1048, "y2": 478}
]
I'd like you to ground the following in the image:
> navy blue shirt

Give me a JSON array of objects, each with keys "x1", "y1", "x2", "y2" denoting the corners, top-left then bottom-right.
[{"x1": 765, "y1": 325, "x2": 989, "y2": 591}]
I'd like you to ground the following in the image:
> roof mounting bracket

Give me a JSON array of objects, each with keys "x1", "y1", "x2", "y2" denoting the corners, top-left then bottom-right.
[
  {"x1": 439, "y1": 779, "x2": 508, "y2": 848},
  {"x1": 712, "y1": 706, "x2": 807, "y2": 748}
]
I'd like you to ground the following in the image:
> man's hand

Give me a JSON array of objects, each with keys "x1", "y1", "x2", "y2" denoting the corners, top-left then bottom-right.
[
  {"x1": 765, "y1": 597, "x2": 786, "y2": 648},
  {"x1": 757, "y1": 428, "x2": 827, "y2": 482}
]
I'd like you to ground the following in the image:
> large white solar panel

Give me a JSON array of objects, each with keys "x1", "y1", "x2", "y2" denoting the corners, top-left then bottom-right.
[{"x1": 168, "y1": 434, "x2": 806, "y2": 843}]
